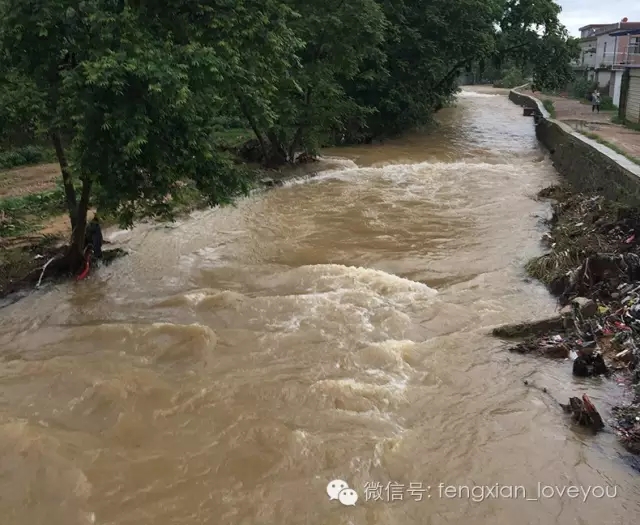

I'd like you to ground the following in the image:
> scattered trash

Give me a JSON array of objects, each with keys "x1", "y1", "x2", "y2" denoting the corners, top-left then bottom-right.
[
  {"x1": 499, "y1": 185, "x2": 640, "y2": 454},
  {"x1": 573, "y1": 352, "x2": 608, "y2": 377},
  {"x1": 598, "y1": 305, "x2": 609, "y2": 315},
  {"x1": 560, "y1": 394, "x2": 605, "y2": 432},
  {"x1": 612, "y1": 405, "x2": 640, "y2": 454}
]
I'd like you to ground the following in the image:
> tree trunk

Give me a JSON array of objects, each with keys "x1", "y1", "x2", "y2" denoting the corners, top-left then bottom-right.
[
  {"x1": 51, "y1": 131, "x2": 78, "y2": 232},
  {"x1": 249, "y1": 127, "x2": 270, "y2": 164},
  {"x1": 237, "y1": 98, "x2": 271, "y2": 163},
  {"x1": 288, "y1": 126, "x2": 303, "y2": 162},
  {"x1": 266, "y1": 130, "x2": 288, "y2": 166},
  {"x1": 66, "y1": 178, "x2": 92, "y2": 272}
]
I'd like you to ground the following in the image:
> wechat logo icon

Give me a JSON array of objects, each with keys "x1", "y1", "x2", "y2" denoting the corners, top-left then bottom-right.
[{"x1": 326, "y1": 479, "x2": 358, "y2": 506}]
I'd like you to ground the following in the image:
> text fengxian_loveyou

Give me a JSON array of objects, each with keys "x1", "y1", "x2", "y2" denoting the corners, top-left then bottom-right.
[{"x1": 363, "y1": 482, "x2": 619, "y2": 503}]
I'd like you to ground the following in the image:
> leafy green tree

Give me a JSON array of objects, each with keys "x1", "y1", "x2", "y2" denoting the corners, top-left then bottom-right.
[
  {"x1": 340, "y1": 0, "x2": 501, "y2": 141},
  {"x1": 530, "y1": 33, "x2": 579, "y2": 91},
  {"x1": 0, "y1": 0, "x2": 265, "y2": 266},
  {"x1": 133, "y1": 0, "x2": 303, "y2": 166},
  {"x1": 0, "y1": 0, "x2": 581, "y2": 222},
  {"x1": 0, "y1": 72, "x2": 46, "y2": 147},
  {"x1": 500, "y1": 66, "x2": 527, "y2": 88},
  {"x1": 255, "y1": 0, "x2": 387, "y2": 161},
  {"x1": 495, "y1": 0, "x2": 578, "y2": 90},
  {"x1": 344, "y1": 0, "x2": 576, "y2": 140}
]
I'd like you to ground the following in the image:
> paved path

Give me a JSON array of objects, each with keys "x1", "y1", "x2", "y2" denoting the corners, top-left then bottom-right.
[
  {"x1": 520, "y1": 89, "x2": 640, "y2": 161},
  {"x1": 521, "y1": 89, "x2": 616, "y2": 122}
]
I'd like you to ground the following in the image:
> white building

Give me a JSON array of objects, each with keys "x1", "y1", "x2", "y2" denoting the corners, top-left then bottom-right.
[{"x1": 575, "y1": 21, "x2": 640, "y2": 94}]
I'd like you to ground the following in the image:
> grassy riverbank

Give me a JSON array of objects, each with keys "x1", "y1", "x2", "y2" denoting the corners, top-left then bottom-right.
[{"x1": 0, "y1": 142, "x2": 329, "y2": 301}]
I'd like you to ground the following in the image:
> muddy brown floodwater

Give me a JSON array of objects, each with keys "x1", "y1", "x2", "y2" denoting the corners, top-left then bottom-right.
[{"x1": 1, "y1": 88, "x2": 639, "y2": 525}]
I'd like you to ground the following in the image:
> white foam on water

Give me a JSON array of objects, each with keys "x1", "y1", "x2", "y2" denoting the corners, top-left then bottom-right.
[
  {"x1": 363, "y1": 369, "x2": 410, "y2": 394},
  {"x1": 264, "y1": 314, "x2": 303, "y2": 333},
  {"x1": 357, "y1": 340, "x2": 420, "y2": 373},
  {"x1": 105, "y1": 229, "x2": 132, "y2": 242},
  {"x1": 280, "y1": 168, "x2": 353, "y2": 186},
  {"x1": 177, "y1": 264, "x2": 436, "y2": 342},
  {"x1": 310, "y1": 375, "x2": 410, "y2": 423},
  {"x1": 372, "y1": 435, "x2": 406, "y2": 467},
  {"x1": 183, "y1": 291, "x2": 212, "y2": 305},
  {"x1": 279, "y1": 157, "x2": 359, "y2": 187},
  {"x1": 319, "y1": 156, "x2": 360, "y2": 168},
  {"x1": 278, "y1": 160, "x2": 538, "y2": 201},
  {"x1": 457, "y1": 90, "x2": 502, "y2": 98},
  {"x1": 210, "y1": 264, "x2": 438, "y2": 342},
  {"x1": 188, "y1": 289, "x2": 246, "y2": 308},
  {"x1": 269, "y1": 263, "x2": 437, "y2": 296},
  {"x1": 247, "y1": 266, "x2": 430, "y2": 433}
]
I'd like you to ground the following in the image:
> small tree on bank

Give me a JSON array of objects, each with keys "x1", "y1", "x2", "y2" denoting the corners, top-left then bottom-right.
[{"x1": 0, "y1": 0, "x2": 255, "y2": 269}]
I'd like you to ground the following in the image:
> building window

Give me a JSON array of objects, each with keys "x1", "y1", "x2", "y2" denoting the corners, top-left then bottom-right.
[
  {"x1": 603, "y1": 41, "x2": 607, "y2": 58},
  {"x1": 631, "y1": 37, "x2": 640, "y2": 54}
]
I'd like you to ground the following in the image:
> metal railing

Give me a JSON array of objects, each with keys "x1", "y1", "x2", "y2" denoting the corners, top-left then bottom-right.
[
  {"x1": 572, "y1": 48, "x2": 640, "y2": 69},
  {"x1": 612, "y1": 45, "x2": 640, "y2": 67}
]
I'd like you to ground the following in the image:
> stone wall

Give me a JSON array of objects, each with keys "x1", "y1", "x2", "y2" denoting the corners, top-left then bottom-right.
[{"x1": 509, "y1": 87, "x2": 640, "y2": 206}]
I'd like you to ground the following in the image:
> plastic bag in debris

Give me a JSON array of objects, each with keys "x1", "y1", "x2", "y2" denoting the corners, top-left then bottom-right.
[
  {"x1": 630, "y1": 304, "x2": 640, "y2": 320},
  {"x1": 598, "y1": 305, "x2": 610, "y2": 315}
]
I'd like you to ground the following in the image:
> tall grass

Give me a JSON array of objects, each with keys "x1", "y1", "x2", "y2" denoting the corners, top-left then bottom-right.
[
  {"x1": 0, "y1": 188, "x2": 67, "y2": 236},
  {"x1": 542, "y1": 99, "x2": 556, "y2": 118}
]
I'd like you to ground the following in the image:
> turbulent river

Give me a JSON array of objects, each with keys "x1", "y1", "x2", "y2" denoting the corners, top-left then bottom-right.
[{"x1": 1, "y1": 88, "x2": 639, "y2": 525}]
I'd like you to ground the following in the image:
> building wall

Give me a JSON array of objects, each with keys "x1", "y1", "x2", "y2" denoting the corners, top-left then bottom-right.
[
  {"x1": 597, "y1": 70, "x2": 612, "y2": 90},
  {"x1": 628, "y1": 36, "x2": 640, "y2": 66},
  {"x1": 613, "y1": 69, "x2": 624, "y2": 106},
  {"x1": 579, "y1": 39, "x2": 597, "y2": 68},
  {"x1": 582, "y1": 22, "x2": 640, "y2": 68},
  {"x1": 596, "y1": 34, "x2": 616, "y2": 66},
  {"x1": 615, "y1": 35, "x2": 631, "y2": 64},
  {"x1": 626, "y1": 69, "x2": 640, "y2": 123}
]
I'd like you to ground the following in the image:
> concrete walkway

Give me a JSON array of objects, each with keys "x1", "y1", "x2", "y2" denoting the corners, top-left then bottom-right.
[{"x1": 520, "y1": 89, "x2": 640, "y2": 160}]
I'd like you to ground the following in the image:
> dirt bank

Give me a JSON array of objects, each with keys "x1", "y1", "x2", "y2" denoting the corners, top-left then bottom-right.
[
  {"x1": 0, "y1": 158, "x2": 331, "y2": 305},
  {"x1": 494, "y1": 184, "x2": 640, "y2": 455},
  {"x1": 0, "y1": 162, "x2": 61, "y2": 199}
]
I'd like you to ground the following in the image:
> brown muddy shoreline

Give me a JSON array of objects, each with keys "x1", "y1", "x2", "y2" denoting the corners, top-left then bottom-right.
[{"x1": 0, "y1": 158, "x2": 337, "y2": 307}]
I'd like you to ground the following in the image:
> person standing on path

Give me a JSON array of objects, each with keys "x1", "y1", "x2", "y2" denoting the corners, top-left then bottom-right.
[{"x1": 591, "y1": 90, "x2": 601, "y2": 113}]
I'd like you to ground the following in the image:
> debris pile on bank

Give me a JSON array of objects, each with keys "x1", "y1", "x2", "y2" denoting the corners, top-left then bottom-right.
[
  {"x1": 495, "y1": 185, "x2": 640, "y2": 454},
  {"x1": 527, "y1": 186, "x2": 640, "y2": 303}
]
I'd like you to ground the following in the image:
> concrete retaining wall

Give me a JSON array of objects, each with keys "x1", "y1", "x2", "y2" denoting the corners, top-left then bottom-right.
[{"x1": 509, "y1": 86, "x2": 640, "y2": 205}]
